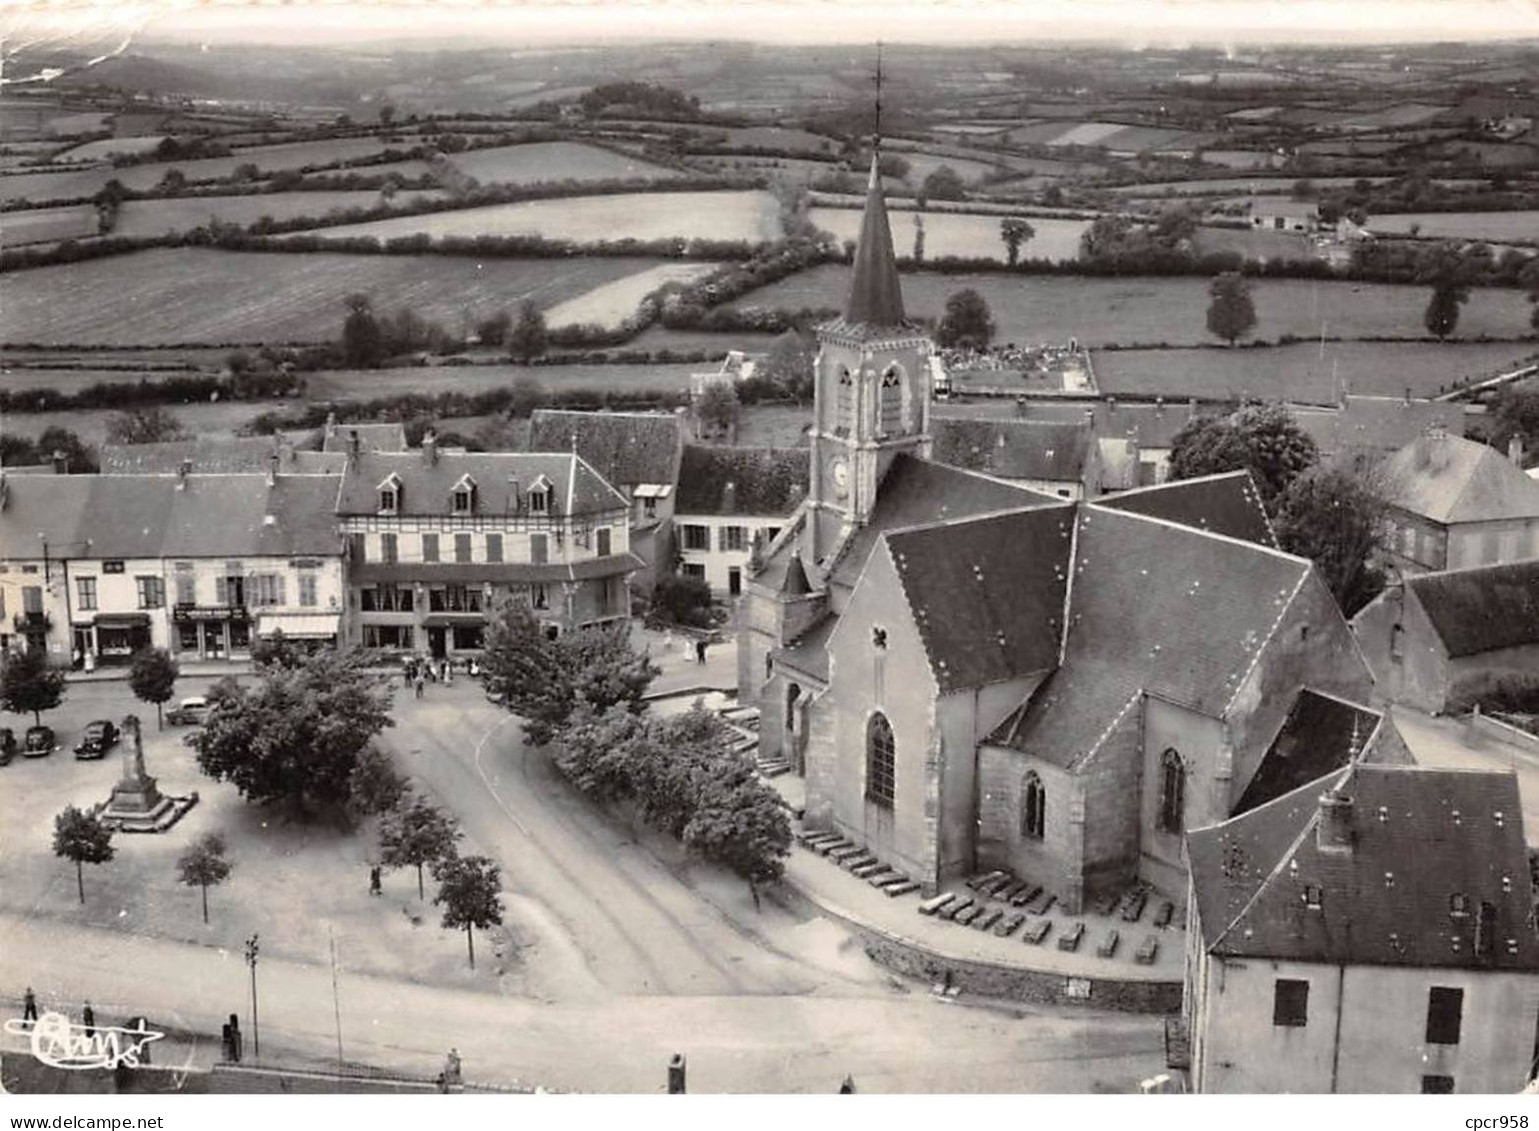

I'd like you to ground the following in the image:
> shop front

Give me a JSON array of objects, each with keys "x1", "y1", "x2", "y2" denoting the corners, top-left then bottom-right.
[
  {"x1": 172, "y1": 605, "x2": 251, "y2": 661},
  {"x1": 255, "y1": 612, "x2": 342, "y2": 651},
  {"x1": 92, "y1": 612, "x2": 152, "y2": 665}
]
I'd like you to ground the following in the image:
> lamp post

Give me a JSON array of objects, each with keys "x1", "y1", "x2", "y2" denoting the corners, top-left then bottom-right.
[{"x1": 244, "y1": 933, "x2": 260, "y2": 1059}]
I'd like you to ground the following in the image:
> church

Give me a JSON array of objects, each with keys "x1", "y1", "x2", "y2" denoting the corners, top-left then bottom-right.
[{"x1": 737, "y1": 158, "x2": 1399, "y2": 911}]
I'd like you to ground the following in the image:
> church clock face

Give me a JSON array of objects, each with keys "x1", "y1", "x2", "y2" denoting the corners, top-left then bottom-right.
[{"x1": 829, "y1": 456, "x2": 850, "y2": 498}]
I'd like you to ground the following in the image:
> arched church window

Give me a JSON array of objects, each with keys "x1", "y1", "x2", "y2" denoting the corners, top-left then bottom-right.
[
  {"x1": 1158, "y1": 748, "x2": 1185, "y2": 834},
  {"x1": 878, "y1": 364, "x2": 904, "y2": 435},
  {"x1": 866, "y1": 712, "x2": 895, "y2": 810},
  {"x1": 1022, "y1": 772, "x2": 1045, "y2": 840},
  {"x1": 835, "y1": 366, "x2": 855, "y2": 428}
]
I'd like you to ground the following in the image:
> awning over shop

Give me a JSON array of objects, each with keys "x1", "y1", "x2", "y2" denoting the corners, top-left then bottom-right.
[
  {"x1": 256, "y1": 613, "x2": 341, "y2": 639},
  {"x1": 94, "y1": 612, "x2": 152, "y2": 626}
]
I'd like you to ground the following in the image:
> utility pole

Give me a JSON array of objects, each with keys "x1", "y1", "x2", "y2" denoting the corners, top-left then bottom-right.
[
  {"x1": 329, "y1": 926, "x2": 344, "y2": 1072},
  {"x1": 244, "y1": 933, "x2": 260, "y2": 1059}
]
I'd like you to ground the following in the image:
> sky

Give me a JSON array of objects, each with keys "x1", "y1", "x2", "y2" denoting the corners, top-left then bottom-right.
[{"x1": 3, "y1": 0, "x2": 1539, "y2": 49}]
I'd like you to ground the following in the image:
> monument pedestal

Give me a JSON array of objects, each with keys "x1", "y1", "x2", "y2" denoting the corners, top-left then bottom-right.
[{"x1": 97, "y1": 716, "x2": 196, "y2": 834}]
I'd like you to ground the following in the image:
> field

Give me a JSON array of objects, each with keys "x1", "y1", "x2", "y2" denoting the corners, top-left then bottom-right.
[
  {"x1": 714, "y1": 126, "x2": 838, "y2": 155},
  {"x1": 443, "y1": 141, "x2": 682, "y2": 185},
  {"x1": 1201, "y1": 150, "x2": 1284, "y2": 170},
  {"x1": 304, "y1": 360, "x2": 701, "y2": 400},
  {"x1": 0, "y1": 367, "x2": 215, "y2": 395},
  {"x1": 1367, "y1": 211, "x2": 1539, "y2": 242},
  {"x1": 0, "y1": 398, "x2": 285, "y2": 445},
  {"x1": 894, "y1": 152, "x2": 1001, "y2": 185},
  {"x1": 808, "y1": 207, "x2": 1087, "y2": 263},
  {"x1": 289, "y1": 189, "x2": 783, "y2": 246},
  {"x1": 728, "y1": 265, "x2": 1539, "y2": 346},
  {"x1": 1, "y1": 248, "x2": 672, "y2": 345},
  {"x1": 1192, "y1": 225, "x2": 1314, "y2": 261},
  {"x1": 1092, "y1": 340, "x2": 1534, "y2": 403},
  {"x1": 4, "y1": 204, "x2": 97, "y2": 245},
  {"x1": 51, "y1": 136, "x2": 167, "y2": 163},
  {"x1": 110, "y1": 189, "x2": 445, "y2": 238},
  {"x1": 541, "y1": 262, "x2": 717, "y2": 328}
]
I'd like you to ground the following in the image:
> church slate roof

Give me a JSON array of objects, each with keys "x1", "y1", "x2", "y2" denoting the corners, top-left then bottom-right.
[
  {"x1": 930, "y1": 418, "x2": 1092, "y2": 483},
  {"x1": 885, "y1": 505, "x2": 1074, "y2": 692},
  {"x1": 841, "y1": 155, "x2": 907, "y2": 329},
  {"x1": 1381, "y1": 432, "x2": 1539, "y2": 524},
  {"x1": 529, "y1": 410, "x2": 682, "y2": 489},
  {"x1": 1189, "y1": 764, "x2": 1539, "y2": 970},
  {"x1": 1233, "y1": 689, "x2": 1382, "y2": 816},
  {"x1": 674, "y1": 444, "x2": 808, "y2": 516},
  {"x1": 1406, "y1": 559, "x2": 1539, "y2": 658},
  {"x1": 1096, "y1": 470, "x2": 1276, "y2": 548}
]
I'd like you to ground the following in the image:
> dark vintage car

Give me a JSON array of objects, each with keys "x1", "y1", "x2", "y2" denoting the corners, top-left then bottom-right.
[
  {"x1": 0, "y1": 727, "x2": 15, "y2": 766},
  {"x1": 165, "y1": 696, "x2": 210, "y2": 727},
  {"x1": 23, "y1": 725, "x2": 56, "y2": 757},
  {"x1": 74, "y1": 719, "x2": 119, "y2": 760}
]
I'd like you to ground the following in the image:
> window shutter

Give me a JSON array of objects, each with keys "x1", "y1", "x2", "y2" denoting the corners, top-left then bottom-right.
[
  {"x1": 216, "y1": 577, "x2": 228, "y2": 605},
  {"x1": 717, "y1": 525, "x2": 726, "y2": 552},
  {"x1": 277, "y1": 575, "x2": 287, "y2": 606}
]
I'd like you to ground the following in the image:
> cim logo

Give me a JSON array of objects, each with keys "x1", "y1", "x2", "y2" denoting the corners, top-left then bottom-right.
[{"x1": 4, "y1": 1011, "x2": 164, "y2": 1070}]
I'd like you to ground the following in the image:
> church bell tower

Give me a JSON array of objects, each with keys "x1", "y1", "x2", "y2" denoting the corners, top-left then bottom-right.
[{"x1": 805, "y1": 155, "x2": 933, "y2": 570}]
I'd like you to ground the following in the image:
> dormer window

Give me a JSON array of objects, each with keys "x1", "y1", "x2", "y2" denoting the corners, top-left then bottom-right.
[
  {"x1": 1450, "y1": 893, "x2": 1468, "y2": 917},
  {"x1": 451, "y1": 474, "x2": 476, "y2": 515},
  {"x1": 377, "y1": 473, "x2": 402, "y2": 514},
  {"x1": 528, "y1": 474, "x2": 552, "y2": 515}
]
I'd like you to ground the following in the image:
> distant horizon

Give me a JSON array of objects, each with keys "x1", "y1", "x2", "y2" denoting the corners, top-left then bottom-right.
[{"x1": 6, "y1": 1, "x2": 1539, "y2": 52}]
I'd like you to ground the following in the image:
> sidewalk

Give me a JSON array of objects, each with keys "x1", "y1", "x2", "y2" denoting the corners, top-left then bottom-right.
[
  {"x1": 67, "y1": 660, "x2": 252, "y2": 684},
  {"x1": 635, "y1": 623, "x2": 738, "y2": 698}
]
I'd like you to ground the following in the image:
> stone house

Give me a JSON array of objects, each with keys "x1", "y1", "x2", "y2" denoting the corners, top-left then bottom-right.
[
  {"x1": 0, "y1": 472, "x2": 92, "y2": 663},
  {"x1": 930, "y1": 417, "x2": 1099, "y2": 499},
  {"x1": 1352, "y1": 558, "x2": 1539, "y2": 715},
  {"x1": 1183, "y1": 764, "x2": 1539, "y2": 1093},
  {"x1": 672, "y1": 444, "x2": 807, "y2": 598}
]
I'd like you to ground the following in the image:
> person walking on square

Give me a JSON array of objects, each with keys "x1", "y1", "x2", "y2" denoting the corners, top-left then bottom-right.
[
  {"x1": 23, "y1": 987, "x2": 36, "y2": 1022},
  {"x1": 370, "y1": 865, "x2": 382, "y2": 896},
  {"x1": 415, "y1": 674, "x2": 425, "y2": 700},
  {"x1": 82, "y1": 1001, "x2": 95, "y2": 1038},
  {"x1": 695, "y1": 638, "x2": 707, "y2": 665}
]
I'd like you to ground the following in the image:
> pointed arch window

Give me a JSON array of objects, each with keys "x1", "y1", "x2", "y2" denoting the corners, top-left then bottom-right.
[
  {"x1": 1022, "y1": 772, "x2": 1045, "y2": 840},
  {"x1": 878, "y1": 364, "x2": 904, "y2": 436},
  {"x1": 1159, "y1": 748, "x2": 1185, "y2": 834},
  {"x1": 866, "y1": 712, "x2": 895, "y2": 810},
  {"x1": 835, "y1": 365, "x2": 855, "y2": 428}
]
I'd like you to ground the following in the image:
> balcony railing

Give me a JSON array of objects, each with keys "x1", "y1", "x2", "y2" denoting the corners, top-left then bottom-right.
[{"x1": 12, "y1": 611, "x2": 50, "y2": 632}]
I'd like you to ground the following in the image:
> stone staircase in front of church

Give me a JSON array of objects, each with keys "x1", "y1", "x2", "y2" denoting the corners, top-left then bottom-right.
[{"x1": 794, "y1": 828, "x2": 920, "y2": 896}]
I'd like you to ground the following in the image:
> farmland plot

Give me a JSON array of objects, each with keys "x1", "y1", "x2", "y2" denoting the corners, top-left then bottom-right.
[
  {"x1": 305, "y1": 360, "x2": 701, "y2": 401},
  {"x1": 3, "y1": 204, "x2": 97, "y2": 245},
  {"x1": 288, "y1": 190, "x2": 782, "y2": 246},
  {"x1": 1367, "y1": 212, "x2": 1539, "y2": 243},
  {"x1": 808, "y1": 207, "x2": 1089, "y2": 263},
  {"x1": 51, "y1": 136, "x2": 167, "y2": 163},
  {"x1": 443, "y1": 141, "x2": 683, "y2": 185},
  {"x1": 542, "y1": 262, "x2": 718, "y2": 329},
  {"x1": 730, "y1": 266, "x2": 1538, "y2": 346},
  {"x1": 110, "y1": 190, "x2": 445, "y2": 238},
  {"x1": 1, "y1": 248, "x2": 664, "y2": 346}
]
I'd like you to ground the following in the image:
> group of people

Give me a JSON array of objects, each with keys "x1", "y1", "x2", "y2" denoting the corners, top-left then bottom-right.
[
  {"x1": 403, "y1": 654, "x2": 479, "y2": 698},
  {"x1": 938, "y1": 341, "x2": 1085, "y2": 379}
]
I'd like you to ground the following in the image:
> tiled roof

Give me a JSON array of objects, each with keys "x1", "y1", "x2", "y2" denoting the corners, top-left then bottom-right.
[
  {"x1": 773, "y1": 613, "x2": 836, "y2": 683},
  {"x1": 1291, "y1": 396, "x2": 1465, "y2": 459},
  {"x1": 1096, "y1": 471, "x2": 1276, "y2": 548},
  {"x1": 336, "y1": 451, "x2": 625, "y2": 518},
  {"x1": 931, "y1": 418, "x2": 1092, "y2": 483},
  {"x1": 1233, "y1": 689, "x2": 1382, "y2": 816},
  {"x1": 0, "y1": 474, "x2": 95, "y2": 559},
  {"x1": 321, "y1": 422, "x2": 408, "y2": 453},
  {"x1": 1407, "y1": 559, "x2": 1539, "y2": 658},
  {"x1": 990, "y1": 506, "x2": 1310, "y2": 766},
  {"x1": 1382, "y1": 432, "x2": 1539, "y2": 524},
  {"x1": 843, "y1": 155, "x2": 906, "y2": 329},
  {"x1": 528, "y1": 410, "x2": 682, "y2": 489},
  {"x1": 827, "y1": 453, "x2": 1056, "y2": 591},
  {"x1": 1189, "y1": 764, "x2": 1539, "y2": 970},
  {"x1": 1013, "y1": 399, "x2": 1200, "y2": 450},
  {"x1": 886, "y1": 505, "x2": 1074, "y2": 692},
  {"x1": 674, "y1": 444, "x2": 809, "y2": 517},
  {"x1": 101, "y1": 438, "x2": 345, "y2": 475}
]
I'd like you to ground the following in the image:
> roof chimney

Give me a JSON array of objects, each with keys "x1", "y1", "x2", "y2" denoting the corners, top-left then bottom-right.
[
  {"x1": 1317, "y1": 790, "x2": 1354, "y2": 854},
  {"x1": 325, "y1": 410, "x2": 338, "y2": 441},
  {"x1": 177, "y1": 458, "x2": 192, "y2": 488},
  {"x1": 348, "y1": 428, "x2": 361, "y2": 460},
  {"x1": 51, "y1": 450, "x2": 68, "y2": 475},
  {"x1": 1106, "y1": 395, "x2": 1117, "y2": 413},
  {"x1": 423, "y1": 430, "x2": 438, "y2": 465},
  {"x1": 722, "y1": 479, "x2": 737, "y2": 515},
  {"x1": 267, "y1": 451, "x2": 279, "y2": 488},
  {"x1": 1509, "y1": 435, "x2": 1525, "y2": 468}
]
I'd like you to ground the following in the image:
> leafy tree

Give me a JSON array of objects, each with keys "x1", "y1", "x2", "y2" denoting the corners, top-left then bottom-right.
[
  {"x1": 481, "y1": 603, "x2": 657, "y2": 745},
  {"x1": 920, "y1": 165, "x2": 967, "y2": 201},
  {"x1": 1424, "y1": 282, "x2": 1467, "y2": 340},
  {"x1": 683, "y1": 753, "x2": 791, "y2": 905},
  {"x1": 1273, "y1": 464, "x2": 1389, "y2": 616},
  {"x1": 1489, "y1": 385, "x2": 1539, "y2": 461},
  {"x1": 380, "y1": 795, "x2": 461, "y2": 899},
  {"x1": 176, "y1": 832, "x2": 233, "y2": 924},
  {"x1": 106, "y1": 406, "x2": 189, "y2": 446},
  {"x1": 876, "y1": 153, "x2": 910, "y2": 180},
  {"x1": 475, "y1": 310, "x2": 512, "y2": 347},
  {"x1": 758, "y1": 329, "x2": 816, "y2": 403},
  {"x1": 127, "y1": 647, "x2": 178, "y2": 729},
  {"x1": 554, "y1": 705, "x2": 651, "y2": 803},
  {"x1": 651, "y1": 571, "x2": 713, "y2": 629},
  {"x1": 158, "y1": 168, "x2": 186, "y2": 192},
  {"x1": 36, "y1": 427, "x2": 98, "y2": 473},
  {"x1": 2, "y1": 648, "x2": 66, "y2": 727},
  {"x1": 1522, "y1": 258, "x2": 1539, "y2": 333},
  {"x1": 1205, "y1": 271, "x2": 1258, "y2": 346},
  {"x1": 1000, "y1": 217, "x2": 1036, "y2": 266},
  {"x1": 912, "y1": 213, "x2": 925, "y2": 264},
  {"x1": 696, "y1": 381, "x2": 740, "y2": 437},
  {"x1": 348, "y1": 747, "x2": 410, "y2": 818},
  {"x1": 432, "y1": 855, "x2": 503, "y2": 969},
  {"x1": 508, "y1": 300, "x2": 548, "y2": 364},
  {"x1": 508, "y1": 375, "x2": 549, "y2": 419},
  {"x1": 1168, "y1": 403, "x2": 1319, "y2": 506},
  {"x1": 935, "y1": 289, "x2": 995, "y2": 349},
  {"x1": 341, "y1": 293, "x2": 385, "y2": 368},
  {"x1": 189, "y1": 651, "x2": 394, "y2": 814},
  {"x1": 249, "y1": 629, "x2": 308, "y2": 670},
  {"x1": 53, "y1": 805, "x2": 114, "y2": 905}
]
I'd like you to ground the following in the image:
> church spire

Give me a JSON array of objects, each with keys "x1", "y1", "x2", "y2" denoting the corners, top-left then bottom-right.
[{"x1": 842, "y1": 154, "x2": 906, "y2": 328}]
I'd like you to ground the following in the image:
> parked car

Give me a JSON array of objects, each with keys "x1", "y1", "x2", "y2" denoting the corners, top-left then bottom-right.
[
  {"x1": 0, "y1": 727, "x2": 15, "y2": 766},
  {"x1": 74, "y1": 719, "x2": 119, "y2": 760},
  {"x1": 165, "y1": 697, "x2": 210, "y2": 726},
  {"x1": 23, "y1": 725, "x2": 56, "y2": 757}
]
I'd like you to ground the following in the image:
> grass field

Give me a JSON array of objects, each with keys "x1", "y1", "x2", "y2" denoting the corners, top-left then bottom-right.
[
  {"x1": 51, "y1": 135, "x2": 167, "y2": 163},
  {"x1": 0, "y1": 398, "x2": 284, "y2": 445},
  {"x1": 729, "y1": 265, "x2": 1539, "y2": 346},
  {"x1": 110, "y1": 189, "x2": 445, "y2": 238},
  {"x1": 0, "y1": 367, "x2": 214, "y2": 395},
  {"x1": 807, "y1": 208, "x2": 1088, "y2": 262},
  {"x1": 1192, "y1": 225, "x2": 1314, "y2": 261},
  {"x1": 290, "y1": 189, "x2": 783, "y2": 246},
  {"x1": 895, "y1": 152, "x2": 1001, "y2": 185},
  {"x1": 3, "y1": 204, "x2": 97, "y2": 245},
  {"x1": 1, "y1": 248, "x2": 671, "y2": 345},
  {"x1": 1092, "y1": 340, "x2": 1535, "y2": 403},
  {"x1": 542, "y1": 262, "x2": 717, "y2": 328},
  {"x1": 1367, "y1": 211, "x2": 1539, "y2": 242},
  {"x1": 305, "y1": 360, "x2": 700, "y2": 400},
  {"x1": 443, "y1": 141, "x2": 683, "y2": 185}
]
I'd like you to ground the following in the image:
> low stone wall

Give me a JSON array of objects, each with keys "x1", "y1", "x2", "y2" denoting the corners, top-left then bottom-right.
[{"x1": 773, "y1": 880, "x2": 1182, "y2": 1015}]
